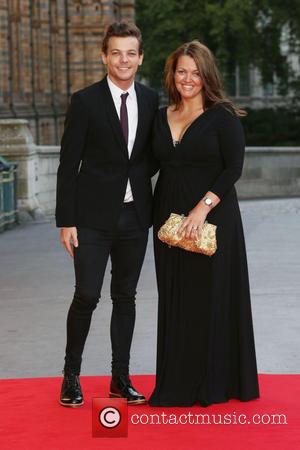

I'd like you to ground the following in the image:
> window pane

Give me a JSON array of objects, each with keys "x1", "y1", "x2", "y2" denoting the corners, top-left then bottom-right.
[
  {"x1": 239, "y1": 65, "x2": 250, "y2": 96},
  {"x1": 263, "y1": 82, "x2": 274, "y2": 96},
  {"x1": 225, "y1": 70, "x2": 236, "y2": 96}
]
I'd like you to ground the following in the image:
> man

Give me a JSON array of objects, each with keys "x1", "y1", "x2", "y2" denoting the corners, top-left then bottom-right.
[{"x1": 56, "y1": 21, "x2": 158, "y2": 407}]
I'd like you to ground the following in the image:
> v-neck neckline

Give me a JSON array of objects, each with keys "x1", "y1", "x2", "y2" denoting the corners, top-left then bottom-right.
[{"x1": 163, "y1": 106, "x2": 212, "y2": 147}]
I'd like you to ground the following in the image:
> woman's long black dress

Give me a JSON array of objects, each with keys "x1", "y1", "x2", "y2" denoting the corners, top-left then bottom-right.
[{"x1": 148, "y1": 105, "x2": 260, "y2": 407}]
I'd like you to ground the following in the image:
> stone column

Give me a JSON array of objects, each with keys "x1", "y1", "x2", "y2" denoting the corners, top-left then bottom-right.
[
  {"x1": 0, "y1": 119, "x2": 45, "y2": 221},
  {"x1": 119, "y1": 0, "x2": 135, "y2": 22}
]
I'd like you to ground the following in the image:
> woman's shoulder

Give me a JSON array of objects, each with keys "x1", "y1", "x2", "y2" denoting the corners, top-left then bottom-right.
[
  {"x1": 210, "y1": 103, "x2": 243, "y2": 128},
  {"x1": 209, "y1": 102, "x2": 236, "y2": 116},
  {"x1": 158, "y1": 105, "x2": 168, "y2": 114},
  {"x1": 154, "y1": 106, "x2": 168, "y2": 121}
]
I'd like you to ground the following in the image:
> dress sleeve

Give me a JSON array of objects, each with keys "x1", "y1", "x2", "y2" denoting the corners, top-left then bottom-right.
[
  {"x1": 210, "y1": 109, "x2": 245, "y2": 199},
  {"x1": 55, "y1": 92, "x2": 89, "y2": 227}
]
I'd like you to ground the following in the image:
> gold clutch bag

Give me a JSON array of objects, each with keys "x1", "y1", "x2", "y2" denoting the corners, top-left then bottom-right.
[{"x1": 158, "y1": 213, "x2": 217, "y2": 256}]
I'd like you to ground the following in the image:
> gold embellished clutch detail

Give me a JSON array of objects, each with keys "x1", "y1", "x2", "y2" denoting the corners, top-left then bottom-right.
[{"x1": 158, "y1": 213, "x2": 217, "y2": 256}]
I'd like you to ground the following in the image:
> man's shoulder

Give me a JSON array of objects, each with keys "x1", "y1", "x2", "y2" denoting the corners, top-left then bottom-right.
[
  {"x1": 135, "y1": 80, "x2": 158, "y2": 99},
  {"x1": 72, "y1": 79, "x2": 104, "y2": 99}
]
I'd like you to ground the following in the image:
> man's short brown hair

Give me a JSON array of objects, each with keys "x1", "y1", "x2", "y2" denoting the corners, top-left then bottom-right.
[{"x1": 102, "y1": 21, "x2": 143, "y2": 55}]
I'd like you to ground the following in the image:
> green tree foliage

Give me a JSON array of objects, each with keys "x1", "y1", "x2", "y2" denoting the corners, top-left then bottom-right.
[
  {"x1": 136, "y1": 0, "x2": 300, "y2": 94},
  {"x1": 243, "y1": 107, "x2": 300, "y2": 145}
]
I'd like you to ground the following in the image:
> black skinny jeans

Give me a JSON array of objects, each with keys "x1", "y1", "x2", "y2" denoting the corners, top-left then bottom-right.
[{"x1": 63, "y1": 203, "x2": 148, "y2": 377}]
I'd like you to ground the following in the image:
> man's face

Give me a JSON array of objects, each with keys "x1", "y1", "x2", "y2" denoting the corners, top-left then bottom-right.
[{"x1": 102, "y1": 36, "x2": 143, "y2": 86}]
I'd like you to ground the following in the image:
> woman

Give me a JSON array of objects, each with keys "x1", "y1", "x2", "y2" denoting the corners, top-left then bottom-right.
[{"x1": 149, "y1": 41, "x2": 260, "y2": 407}]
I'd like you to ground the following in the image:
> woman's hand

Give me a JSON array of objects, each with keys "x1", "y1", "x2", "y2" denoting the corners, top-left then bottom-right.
[
  {"x1": 177, "y1": 204, "x2": 209, "y2": 240},
  {"x1": 177, "y1": 191, "x2": 220, "y2": 240}
]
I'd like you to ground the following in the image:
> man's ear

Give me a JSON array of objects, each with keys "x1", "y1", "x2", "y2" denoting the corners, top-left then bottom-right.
[
  {"x1": 101, "y1": 52, "x2": 107, "y2": 65},
  {"x1": 138, "y1": 53, "x2": 144, "y2": 66}
]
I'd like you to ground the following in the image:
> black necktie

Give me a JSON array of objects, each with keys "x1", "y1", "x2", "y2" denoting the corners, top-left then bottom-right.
[{"x1": 120, "y1": 92, "x2": 129, "y2": 146}]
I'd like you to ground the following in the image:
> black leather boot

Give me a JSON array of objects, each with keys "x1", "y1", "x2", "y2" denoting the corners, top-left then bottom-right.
[
  {"x1": 110, "y1": 374, "x2": 146, "y2": 405},
  {"x1": 59, "y1": 372, "x2": 84, "y2": 407}
]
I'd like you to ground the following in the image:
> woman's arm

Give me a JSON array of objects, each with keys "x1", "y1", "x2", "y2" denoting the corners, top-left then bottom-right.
[
  {"x1": 178, "y1": 109, "x2": 245, "y2": 239},
  {"x1": 209, "y1": 109, "x2": 245, "y2": 199}
]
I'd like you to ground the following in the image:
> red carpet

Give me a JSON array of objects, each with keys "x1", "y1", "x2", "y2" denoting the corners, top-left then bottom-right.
[{"x1": 0, "y1": 374, "x2": 299, "y2": 450}]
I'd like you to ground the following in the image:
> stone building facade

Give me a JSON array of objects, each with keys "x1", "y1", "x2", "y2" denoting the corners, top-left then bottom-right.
[{"x1": 0, "y1": 0, "x2": 135, "y2": 145}]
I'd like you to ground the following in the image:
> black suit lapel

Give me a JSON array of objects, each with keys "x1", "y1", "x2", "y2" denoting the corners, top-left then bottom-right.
[
  {"x1": 100, "y1": 76, "x2": 129, "y2": 159},
  {"x1": 98, "y1": 77, "x2": 148, "y2": 161},
  {"x1": 130, "y1": 82, "x2": 148, "y2": 160}
]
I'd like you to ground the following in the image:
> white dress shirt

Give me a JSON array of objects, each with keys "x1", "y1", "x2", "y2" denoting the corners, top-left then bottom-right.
[{"x1": 107, "y1": 76, "x2": 138, "y2": 203}]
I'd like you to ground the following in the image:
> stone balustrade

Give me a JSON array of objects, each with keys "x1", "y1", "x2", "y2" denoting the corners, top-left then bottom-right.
[{"x1": 0, "y1": 119, "x2": 299, "y2": 220}]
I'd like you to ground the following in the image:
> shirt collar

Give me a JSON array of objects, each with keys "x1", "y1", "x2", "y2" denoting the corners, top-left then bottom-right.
[{"x1": 107, "y1": 75, "x2": 136, "y2": 100}]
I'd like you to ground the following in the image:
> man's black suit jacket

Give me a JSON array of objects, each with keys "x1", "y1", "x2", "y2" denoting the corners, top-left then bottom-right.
[{"x1": 55, "y1": 76, "x2": 159, "y2": 230}]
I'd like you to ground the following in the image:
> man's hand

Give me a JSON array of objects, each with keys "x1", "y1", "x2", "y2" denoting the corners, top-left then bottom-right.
[{"x1": 60, "y1": 227, "x2": 78, "y2": 258}]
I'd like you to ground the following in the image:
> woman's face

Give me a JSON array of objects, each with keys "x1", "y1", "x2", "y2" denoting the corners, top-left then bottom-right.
[{"x1": 174, "y1": 55, "x2": 203, "y2": 101}]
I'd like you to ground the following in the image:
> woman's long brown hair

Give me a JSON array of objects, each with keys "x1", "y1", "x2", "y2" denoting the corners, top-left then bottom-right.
[{"x1": 164, "y1": 40, "x2": 247, "y2": 117}]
